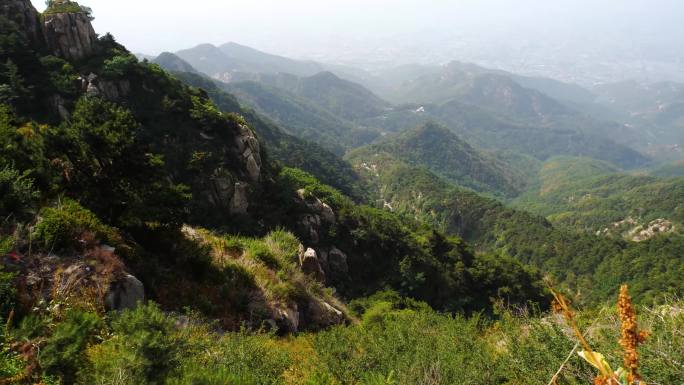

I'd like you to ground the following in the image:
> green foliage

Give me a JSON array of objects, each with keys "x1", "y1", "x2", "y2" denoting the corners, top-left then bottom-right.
[
  {"x1": 513, "y1": 156, "x2": 684, "y2": 232},
  {"x1": 34, "y1": 198, "x2": 120, "y2": 251},
  {"x1": 347, "y1": 122, "x2": 527, "y2": 197},
  {"x1": 43, "y1": 1, "x2": 94, "y2": 20},
  {"x1": 348, "y1": 150, "x2": 684, "y2": 305},
  {"x1": 275, "y1": 167, "x2": 546, "y2": 312},
  {"x1": 0, "y1": 265, "x2": 16, "y2": 319},
  {"x1": 101, "y1": 54, "x2": 138, "y2": 78},
  {"x1": 0, "y1": 105, "x2": 51, "y2": 189},
  {"x1": 40, "y1": 55, "x2": 80, "y2": 96},
  {"x1": 39, "y1": 310, "x2": 101, "y2": 383},
  {"x1": 189, "y1": 94, "x2": 224, "y2": 127},
  {"x1": 0, "y1": 60, "x2": 29, "y2": 105},
  {"x1": 52, "y1": 97, "x2": 190, "y2": 228},
  {"x1": 169, "y1": 329, "x2": 292, "y2": 385},
  {"x1": 0, "y1": 164, "x2": 37, "y2": 221},
  {"x1": 86, "y1": 302, "x2": 179, "y2": 385}
]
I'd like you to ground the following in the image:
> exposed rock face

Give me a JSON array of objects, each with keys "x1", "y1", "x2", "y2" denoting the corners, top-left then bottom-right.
[
  {"x1": 205, "y1": 169, "x2": 234, "y2": 208},
  {"x1": 299, "y1": 247, "x2": 325, "y2": 282},
  {"x1": 82, "y1": 73, "x2": 131, "y2": 101},
  {"x1": 295, "y1": 189, "x2": 337, "y2": 245},
  {"x1": 297, "y1": 189, "x2": 335, "y2": 224},
  {"x1": 327, "y1": 247, "x2": 349, "y2": 275},
  {"x1": 305, "y1": 299, "x2": 345, "y2": 329},
  {"x1": 104, "y1": 274, "x2": 145, "y2": 311},
  {"x1": 597, "y1": 217, "x2": 677, "y2": 241},
  {"x1": 234, "y1": 124, "x2": 262, "y2": 182},
  {"x1": 272, "y1": 305, "x2": 300, "y2": 333},
  {"x1": 43, "y1": 11, "x2": 98, "y2": 61},
  {"x1": 1, "y1": 0, "x2": 44, "y2": 46},
  {"x1": 48, "y1": 94, "x2": 70, "y2": 120},
  {"x1": 229, "y1": 182, "x2": 250, "y2": 214},
  {"x1": 629, "y1": 218, "x2": 675, "y2": 242},
  {"x1": 298, "y1": 214, "x2": 322, "y2": 244}
]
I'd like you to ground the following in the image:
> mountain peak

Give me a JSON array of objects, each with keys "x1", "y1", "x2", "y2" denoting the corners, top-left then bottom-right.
[
  {"x1": 153, "y1": 52, "x2": 198, "y2": 73},
  {"x1": 2, "y1": 0, "x2": 98, "y2": 62},
  {"x1": 411, "y1": 121, "x2": 455, "y2": 136},
  {"x1": 357, "y1": 122, "x2": 524, "y2": 197}
]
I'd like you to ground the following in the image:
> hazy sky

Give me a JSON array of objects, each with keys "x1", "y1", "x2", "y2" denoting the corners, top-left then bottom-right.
[{"x1": 31, "y1": 0, "x2": 684, "y2": 56}]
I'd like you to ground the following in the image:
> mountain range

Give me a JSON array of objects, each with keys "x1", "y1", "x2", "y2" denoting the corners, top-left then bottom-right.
[{"x1": 1, "y1": 2, "x2": 683, "y2": 383}]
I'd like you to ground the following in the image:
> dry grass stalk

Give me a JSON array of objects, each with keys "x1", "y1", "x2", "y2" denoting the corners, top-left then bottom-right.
[{"x1": 547, "y1": 282, "x2": 648, "y2": 385}]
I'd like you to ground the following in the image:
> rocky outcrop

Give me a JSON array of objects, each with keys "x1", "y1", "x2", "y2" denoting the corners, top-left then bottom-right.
[
  {"x1": 597, "y1": 217, "x2": 677, "y2": 241},
  {"x1": 295, "y1": 189, "x2": 337, "y2": 245},
  {"x1": 327, "y1": 247, "x2": 349, "y2": 275},
  {"x1": 234, "y1": 124, "x2": 262, "y2": 183},
  {"x1": 1, "y1": 0, "x2": 44, "y2": 46},
  {"x1": 271, "y1": 305, "x2": 300, "y2": 333},
  {"x1": 44, "y1": 11, "x2": 98, "y2": 61},
  {"x1": 8, "y1": 248, "x2": 143, "y2": 313},
  {"x1": 229, "y1": 182, "x2": 250, "y2": 214},
  {"x1": 82, "y1": 73, "x2": 131, "y2": 101},
  {"x1": 304, "y1": 298, "x2": 345, "y2": 329},
  {"x1": 629, "y1": 219, "x2": 675, "y2": 242},
  {"x1": 297, "y1": 189, "x2": 335, "y2": 224},
  {"x1": 48, "y1": 94, "x2": 70, "y2": 120},
  {"x1": 316, "y1": 246, "x2": 349, "y2": 286},
  {"x1": 298, "y1": 214, "x2": 322, "y2": 244},
  {"x1": 104, "y1": 274, "x2": 145, "y2": 311},
  {"x1": 299, "y1": 247, "x2": 325, "y2": 282}
]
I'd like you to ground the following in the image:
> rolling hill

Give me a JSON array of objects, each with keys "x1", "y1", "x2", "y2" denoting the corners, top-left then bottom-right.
[
  {"x1": 175, "y1": 42, "x2": 325, "y2": 82},
  {"x1": 513, "y1": 157, "x2": 684, "y2": 235},
  {"x1": 347, "y1": 122, "x2": 527, "y2": 197},
  {"x1": 152, "y1": 52, "x2": 199, "y2": 73}
]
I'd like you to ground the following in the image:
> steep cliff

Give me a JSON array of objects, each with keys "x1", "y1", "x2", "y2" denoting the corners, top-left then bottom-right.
[
  {"x1": 43, "y1": 11, "x2": 97, "y2": 61},
  {"x1": 0, "y1": 0, "x2": 43, "y2": 45}
]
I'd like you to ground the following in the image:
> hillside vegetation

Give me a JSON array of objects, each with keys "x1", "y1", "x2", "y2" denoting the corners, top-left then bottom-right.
[
  {"x1": 346, "y1": 150, "x2": 684, "y2": 305},
  {"x1": 1, "y1": 1, "x2": 682, "y2": 384},
  {"x1": 348, "y1": 122, "x2": 529, "y2": 197},
  {"x1": 2, "y1": 290, "x2": 682, "y2": 384},
  {"x1": 514, "y1": 157, "x2": 684, "y2": 234}
]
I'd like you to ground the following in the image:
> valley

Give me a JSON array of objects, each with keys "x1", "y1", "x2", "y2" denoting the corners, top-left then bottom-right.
[{"x1": 1, "y1": 1, "x2": 682, "y2": 384}]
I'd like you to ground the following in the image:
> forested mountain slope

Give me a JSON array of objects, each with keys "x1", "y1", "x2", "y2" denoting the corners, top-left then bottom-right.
[
  {"x1": 0, "y1": 0, "x2": 543, "y2": 346},
  {"x1": 348, "y1": 122, "x2": 527, "y2": 197},
  {"x1": 346, "y1": 150, "x2": 684, "y2": 304},
  {"x1": 168, "y1": 71, "x2": 367, "y2": 200},
  {"x1": 513, "y1": 157, "x2": 684, "y2": 236}
]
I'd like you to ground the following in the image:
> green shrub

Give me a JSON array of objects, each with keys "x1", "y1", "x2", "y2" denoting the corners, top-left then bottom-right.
[
  {"x1": 0, "y1": 266, "x2": 16, "y2": 319},
  {"x1": 39, "y1": 310, "x2": 100, "y2": 383},
  {"x1": 171, "y1": 329, "x2": 292, "y2": 385},
  {"x1": 40, "y1": 55, "x2": 79, "y2": 95},
  {"x1": 33, "y1": 198, "x2": 119, "y2": 251},
  {"x1": 190, "y1": 95, "x2": 224, "y2": 127},
  {"x1": 248, "y1": 241, "x2": 280, "y2": 269},
  {"x1": 0, "y1": 165, "x2": 37, "y2": 221},
  {"x1": 43, "y1": 1, "x2": 94, "y2": 20},
  {"x1": 101, "y1": 54, "x2": 138, "y2": 78},
  {"x1": 84, "y1": 302, "x2": 179, "y2": 385}
]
